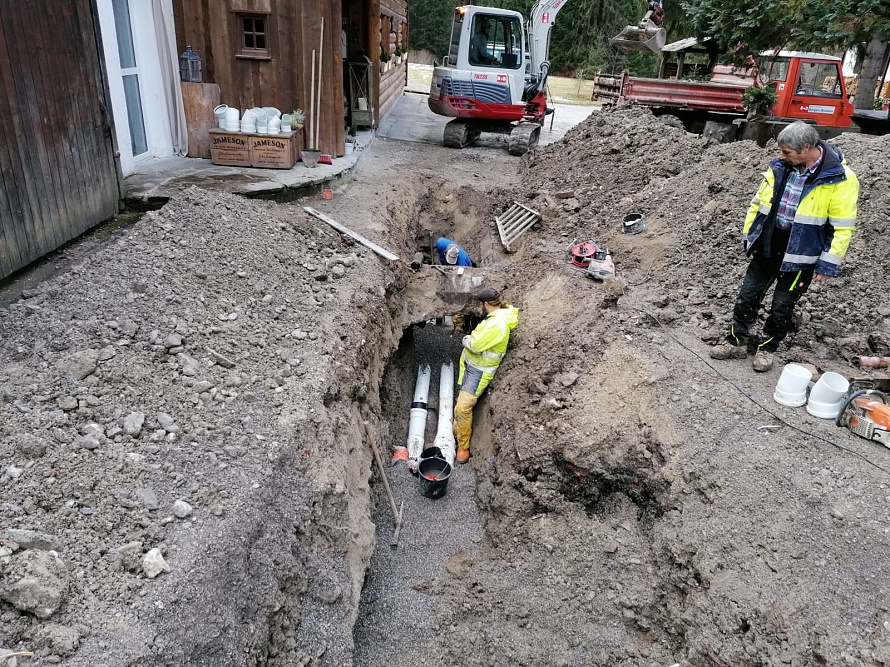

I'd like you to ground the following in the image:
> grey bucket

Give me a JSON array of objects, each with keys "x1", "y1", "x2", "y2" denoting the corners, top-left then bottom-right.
[{"x1": 417, "y1": 454, "x2": 452, "y2": 499}]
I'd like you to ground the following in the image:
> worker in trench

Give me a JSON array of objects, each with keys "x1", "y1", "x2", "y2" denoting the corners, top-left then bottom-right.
[
  {"x1": 710, "y1": 121, "x2": 859, "y2": 372},
  {"x1": 453, "y1": 288, "x2": 519, "y2": 463},
  {"x1": 435, "y1": 236, "x2": 475, "y2": 267}
]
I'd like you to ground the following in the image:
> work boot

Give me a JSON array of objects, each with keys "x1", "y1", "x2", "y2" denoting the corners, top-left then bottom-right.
[
  {"x1": 456, "y1": 449, "x2": 470, "y2": 464},
  {"x1": 710, "y1": 342, "x2": 747, "y2": 360},
  {"x1": 752, "y1": 351, "x2": 774, "y2": 372}
]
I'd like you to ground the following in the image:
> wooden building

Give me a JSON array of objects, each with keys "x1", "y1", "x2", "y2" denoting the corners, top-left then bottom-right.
[
  {"x1": 0, "y1": 0, "x2": 122, "y2": 281},
  {"x1": 172, "y1": 0, "x2": 407, "y2": 156}
]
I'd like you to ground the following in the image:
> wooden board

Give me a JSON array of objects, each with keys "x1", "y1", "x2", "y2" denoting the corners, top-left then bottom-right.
[
  {"x1": 304, "y1": 207, "x2": 399, "y2": 261},
  {"x1": 181, "y1": 82, "x2": 221, "y2": 158},
  {"x1": 209, "y1": 129, "x2": 251, "y2": 166}
]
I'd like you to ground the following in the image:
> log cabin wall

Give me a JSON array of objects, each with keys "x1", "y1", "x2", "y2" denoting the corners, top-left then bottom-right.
[
  {"x1": 376, "y1": 0, "x2": 406, "y2": 123},
  {"x1": 0, "y1": 0, "x2": 122, "y2": 280},
  {"x1": 173, "y1": 0, "x2": 344, "y2": 155}
]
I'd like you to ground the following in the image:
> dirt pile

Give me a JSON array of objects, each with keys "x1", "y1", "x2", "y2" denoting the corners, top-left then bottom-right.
[
  {"x1": 408, "y1": 106, "x2": 890, "y2": 667},
  {"x1": 521, "y1": 104, "x2": 890, "y2": 361},
  {"x1": 0, "y1": 187, "x2": 408, "y2": 665}
]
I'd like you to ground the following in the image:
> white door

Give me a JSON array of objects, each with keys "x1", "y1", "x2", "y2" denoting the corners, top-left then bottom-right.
[{"x1": 112, "y1": 0, "x2": 149, "y2": 159}]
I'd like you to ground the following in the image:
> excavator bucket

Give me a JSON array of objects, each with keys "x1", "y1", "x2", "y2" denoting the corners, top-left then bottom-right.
[{"x1": 610, "y1": 20, "x2": 666, "y2": 53}]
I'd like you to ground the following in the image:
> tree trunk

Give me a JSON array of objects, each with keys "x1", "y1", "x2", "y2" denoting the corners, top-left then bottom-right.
[{"x1": 853, "y1": 37, "x2": 889, "y2": 110}]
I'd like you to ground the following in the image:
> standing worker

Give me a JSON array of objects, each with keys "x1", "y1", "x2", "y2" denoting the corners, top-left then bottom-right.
[
  {"x1": 453, "y1": 288, "x2": 519, "y2": 463},
  {"x1": 436, "y1": 237, "x2": 474, "y2": 267},
  {"x1": 710, "y1": 122, "x2": 859, "y2": 372}
]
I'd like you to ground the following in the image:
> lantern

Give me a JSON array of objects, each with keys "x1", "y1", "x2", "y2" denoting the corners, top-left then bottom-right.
[{"x1": 179, "y1": 45, "x2": 202, "y2": 83}]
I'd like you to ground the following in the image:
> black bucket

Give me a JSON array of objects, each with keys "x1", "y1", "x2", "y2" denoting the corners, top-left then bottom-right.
[
  {"x1": 622, "y1": 213, "x2": 645, "y2": 234},
  {"x1": 417, "y1": 454, "x2": 452, "y2": 499}
]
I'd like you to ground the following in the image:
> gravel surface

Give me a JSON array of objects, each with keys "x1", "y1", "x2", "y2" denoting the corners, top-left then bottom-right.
[{"x1": 3, "y1": 101, "x2": 890, "y2": 667}]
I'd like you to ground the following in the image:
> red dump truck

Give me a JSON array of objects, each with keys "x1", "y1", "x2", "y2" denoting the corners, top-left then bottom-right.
[{"x1": 593, "y1": 50, "x2": 889, "y2": 139}]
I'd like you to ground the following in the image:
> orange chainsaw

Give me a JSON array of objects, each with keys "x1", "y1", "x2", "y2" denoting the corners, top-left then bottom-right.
[{"x1": 836, "y1": 390, "x2": 890, "y2": 447}]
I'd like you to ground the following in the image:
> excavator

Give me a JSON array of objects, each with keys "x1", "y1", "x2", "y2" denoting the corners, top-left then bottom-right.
[
  {"x1": 427, "y1": 1, "x2": 571, "y2": 155},
  {"x1": 610, "y1": 0, "x2": 667, "y2": 53}
]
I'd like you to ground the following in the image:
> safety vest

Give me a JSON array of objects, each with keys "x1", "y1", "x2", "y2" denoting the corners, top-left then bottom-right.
[
  {"x1": 458, "y1": 305, "x2": 519, "y2": 393},
  {"x1": 743, "y1": 141, "x2": 858, "y2": 277}
]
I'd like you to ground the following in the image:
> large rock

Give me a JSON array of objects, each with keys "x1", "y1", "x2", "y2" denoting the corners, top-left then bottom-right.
[
  {"x1": 0, "y1": 549, "x2": 69, "y2": 618},
  {"x1": 54, "y1": 349, "x2": 99, "y2": 381},
  {"x1": 0, "y1": 529, "x2": 62, "y2": 552}
]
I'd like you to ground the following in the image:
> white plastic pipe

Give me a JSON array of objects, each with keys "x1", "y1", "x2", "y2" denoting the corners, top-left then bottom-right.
[
  {"x1": 406, "y1": 364, "x2": 431, "y2": 470},
  {"x1": 434, "y1": 362, "x2": 456, "y2": 466}
]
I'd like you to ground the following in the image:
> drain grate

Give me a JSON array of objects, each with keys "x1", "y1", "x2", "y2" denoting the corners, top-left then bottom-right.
[{"x1": 495, "y1": 202, "x2": 541, "y2": 253}]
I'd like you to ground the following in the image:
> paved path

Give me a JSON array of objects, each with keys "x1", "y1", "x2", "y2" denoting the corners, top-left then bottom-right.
[{"x1": 378, "y1": 91, "x2": 597, "y2": 149}]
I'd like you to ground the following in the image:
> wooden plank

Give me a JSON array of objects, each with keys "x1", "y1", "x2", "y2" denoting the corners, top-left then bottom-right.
[
  {"x1": 0, "y1": 13, "x2": 28, "y2": 276},
  {"x1": 63, "y1": 0, "x2": 102, "y2": 231},
  {"x1": 303, "y1": 207, "x2": 399, "y2": 261},
  {"x1": 0, "y1": 7, "x2": 42, "y2": 267},
  {"x1": 182, "y1": 82, "x2": 221, "y2": 158},
  {"x1": 30, "y1": 0, "x2": 70, "y2": 251}
]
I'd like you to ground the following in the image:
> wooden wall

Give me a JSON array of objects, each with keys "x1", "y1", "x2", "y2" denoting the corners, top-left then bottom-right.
[
  {"x1": 173, "y1": 0, "x2": 344, "y2": 155},
  {"x1": 377, "y1": 0, "x2": 406, "y2": 123},
  {"x1": 0, "y1": 0, "x2": 121, "y2": 281}
]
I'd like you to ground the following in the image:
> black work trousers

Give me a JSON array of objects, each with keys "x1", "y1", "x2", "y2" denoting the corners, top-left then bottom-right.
[{"x1": 726, "y1": 252, "x2": 813, "y2": 353}]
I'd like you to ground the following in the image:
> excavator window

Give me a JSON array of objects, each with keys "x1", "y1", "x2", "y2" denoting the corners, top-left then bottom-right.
[{"x1": 468, "y1": 14, "x2": 522, "y2": 70}]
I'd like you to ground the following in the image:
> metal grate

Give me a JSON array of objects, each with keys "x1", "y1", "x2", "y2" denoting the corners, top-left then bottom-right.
[{"x1": 495, "y1": 201, "x2": 541, "y2": 252}]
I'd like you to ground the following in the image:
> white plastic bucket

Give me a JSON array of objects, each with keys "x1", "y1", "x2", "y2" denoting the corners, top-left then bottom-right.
[
  {"x1": 773, "y1": 363, "x2": 811, "y2": 407},
  {"x1": 809, "y1": 372, "x2": 849, "y2": 404}
]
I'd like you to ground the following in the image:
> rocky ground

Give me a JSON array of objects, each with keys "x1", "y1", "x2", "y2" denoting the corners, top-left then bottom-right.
[{"x1": 2, "y1": 105, "x2": 890, "y2": 667}]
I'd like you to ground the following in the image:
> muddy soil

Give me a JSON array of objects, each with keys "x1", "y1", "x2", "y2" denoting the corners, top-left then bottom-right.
[{"x1": 2, "y1": 108, "x2": 890, "y2": 667}]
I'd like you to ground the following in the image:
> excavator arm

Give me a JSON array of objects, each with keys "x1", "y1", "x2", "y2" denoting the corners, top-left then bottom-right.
[{"x1": 527, "y1": 0, "x2": 570, "y2": 92}]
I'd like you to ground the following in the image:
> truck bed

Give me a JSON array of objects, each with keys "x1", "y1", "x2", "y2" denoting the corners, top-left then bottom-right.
[{"x1": 593, "y1": 71, "x2": 748, "y2": 113}]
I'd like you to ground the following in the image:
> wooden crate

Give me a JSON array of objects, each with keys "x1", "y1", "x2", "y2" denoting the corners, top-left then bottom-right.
[
  {"x1": 209, "y1": 129, "x2": 250, "y2": 166},
  {"x1": 249, "y1": 131, "x2": 298, "y2": 169}
]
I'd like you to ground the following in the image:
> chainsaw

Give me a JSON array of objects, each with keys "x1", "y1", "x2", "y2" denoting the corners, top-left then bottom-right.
[{"x1": 835, "y1": 390, "x2": 890, "y2": 447}]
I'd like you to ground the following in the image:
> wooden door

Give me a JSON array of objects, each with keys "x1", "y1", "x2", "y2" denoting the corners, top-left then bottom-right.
[{"x1": 0, "y1": 0, "x2": 122, "y2": 280}]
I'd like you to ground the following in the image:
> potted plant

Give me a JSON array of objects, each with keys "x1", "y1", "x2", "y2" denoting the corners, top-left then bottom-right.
[
  {"x1": 394, "y1": 46, "x2": 404, "y2": 65},
  {"x1": 290, "y1": 109, "x2": 305, "y2": 130},
  {"x1": 380, "y1": 45, "x2": 391, "y2": 73},
  {"x1": 741, "y1": 85, "x2": 778, "y2": 120}
]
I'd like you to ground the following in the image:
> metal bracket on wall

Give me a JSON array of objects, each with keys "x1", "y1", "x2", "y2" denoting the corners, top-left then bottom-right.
[{"x1": 495, "y1": 201, "x2": 541, "y2": 253}]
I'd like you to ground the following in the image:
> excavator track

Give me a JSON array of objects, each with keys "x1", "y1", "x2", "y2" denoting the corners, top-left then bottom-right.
[
  {"x1": 507, "y1": 122, "x2": 541, "y2": 156},
  {"x1": 443, "y1": 119, "x2": 481, "y2": 148}
]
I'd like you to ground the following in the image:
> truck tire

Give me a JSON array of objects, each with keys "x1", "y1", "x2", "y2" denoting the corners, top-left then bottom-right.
[{"x1": 658, "y1": 114, "x2": 685, "y2": 130}]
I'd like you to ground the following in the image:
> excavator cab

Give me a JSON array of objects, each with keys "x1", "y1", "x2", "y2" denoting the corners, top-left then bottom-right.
[{"x1": 611, "y1": 0, "x2": 666, "y2": 53}]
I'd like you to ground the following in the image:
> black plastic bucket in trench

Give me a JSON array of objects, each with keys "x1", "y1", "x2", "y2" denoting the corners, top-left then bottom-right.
[{"x1": 417, "y1": 449, "x2": 452, "y2": 499}]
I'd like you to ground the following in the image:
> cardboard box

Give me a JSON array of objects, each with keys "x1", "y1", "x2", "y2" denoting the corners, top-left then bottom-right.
[
  {"x1": 249, "y1": 131, "x2": 297, "y2": 169},
  {"x1": 209, "y1": 129, "x2": 250, "y2": 166}
]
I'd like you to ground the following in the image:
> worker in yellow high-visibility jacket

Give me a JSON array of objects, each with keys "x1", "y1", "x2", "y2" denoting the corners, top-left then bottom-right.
[{"x1": 453, "y1": 287, "x2": 519, "y2": 463}]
